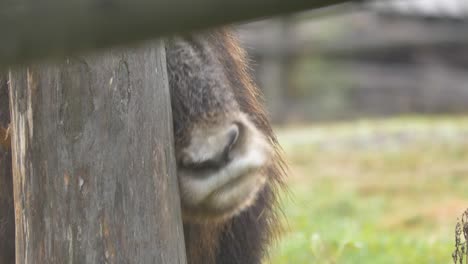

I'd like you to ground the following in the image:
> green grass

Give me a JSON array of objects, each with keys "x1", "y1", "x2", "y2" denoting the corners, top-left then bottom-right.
[{"x1": 269, "y1": 116, "x2": 468, "y2": 264}]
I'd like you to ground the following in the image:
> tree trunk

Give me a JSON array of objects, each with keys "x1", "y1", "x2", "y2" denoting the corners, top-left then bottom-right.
[{"x1": 8, "y1": 41, "x2": 187, "y2": 264}]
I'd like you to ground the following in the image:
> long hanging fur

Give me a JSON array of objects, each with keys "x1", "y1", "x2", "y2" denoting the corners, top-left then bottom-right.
[{"x1": 166, "y1": 29, "x2": 287, "y2": 264}]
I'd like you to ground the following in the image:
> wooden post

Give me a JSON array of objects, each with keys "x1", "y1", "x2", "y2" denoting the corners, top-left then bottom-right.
[
  {"x1": 0, "y1": 73, "x2": 15, "y2": 264},
  {"x1": 8, "y1": 42, "x2": 187, "y2": 263}
]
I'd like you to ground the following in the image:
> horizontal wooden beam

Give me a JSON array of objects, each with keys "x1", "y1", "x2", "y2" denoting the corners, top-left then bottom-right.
[{"x1": 0, "y1": 0, "x2": 349, "y2": 68}]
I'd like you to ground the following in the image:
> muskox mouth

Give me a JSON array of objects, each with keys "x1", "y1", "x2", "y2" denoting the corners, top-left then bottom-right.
[{"x1": 178, "y1": 163, "x2": 268, "y2": 222}]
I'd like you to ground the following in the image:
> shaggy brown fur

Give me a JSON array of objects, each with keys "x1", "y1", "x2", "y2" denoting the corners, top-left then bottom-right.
[{"x1": 166, "y1": 29, "x2": 286, "y2": 264}]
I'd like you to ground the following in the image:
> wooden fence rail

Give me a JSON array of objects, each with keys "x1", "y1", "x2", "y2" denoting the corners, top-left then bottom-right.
[{"x1": 0, "y1": 0, "x2": 351, "y2": 68}]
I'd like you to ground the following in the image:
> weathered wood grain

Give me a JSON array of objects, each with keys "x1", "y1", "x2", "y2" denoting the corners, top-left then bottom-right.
[{"x1": 8, "y1": 41, "x2": 187, "y2": 263}]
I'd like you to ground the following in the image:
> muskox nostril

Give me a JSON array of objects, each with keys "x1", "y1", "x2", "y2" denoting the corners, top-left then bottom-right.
[
  {"x1": 180, "y1": 123, "x2": 242, "y2": 170},
  {"x1": 225, "y1": 124, "x2": 240, "y2": 154}
]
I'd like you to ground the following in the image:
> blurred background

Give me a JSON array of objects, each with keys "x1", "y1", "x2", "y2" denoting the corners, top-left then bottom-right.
[{"x1": 235, "y1": 0, "x2": 468, "y2": 263}]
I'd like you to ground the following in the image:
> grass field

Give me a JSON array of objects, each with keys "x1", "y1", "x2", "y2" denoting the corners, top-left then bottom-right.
[{"x1": 269, "y1": 116, "x2": 468, "y2": 264}]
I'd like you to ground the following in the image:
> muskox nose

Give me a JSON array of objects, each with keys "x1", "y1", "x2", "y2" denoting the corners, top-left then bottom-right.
[
  {"x1": 177, "y1": 115, "x2": 272, "y2": 220},
  {"x1": 180, "y1": 123, "x2": 241, "y2": 170}
]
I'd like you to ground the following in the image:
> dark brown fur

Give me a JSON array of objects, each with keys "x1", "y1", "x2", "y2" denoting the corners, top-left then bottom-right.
[{"x1": 167, "y1": 29, "x2": 286, "y2": 264}]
